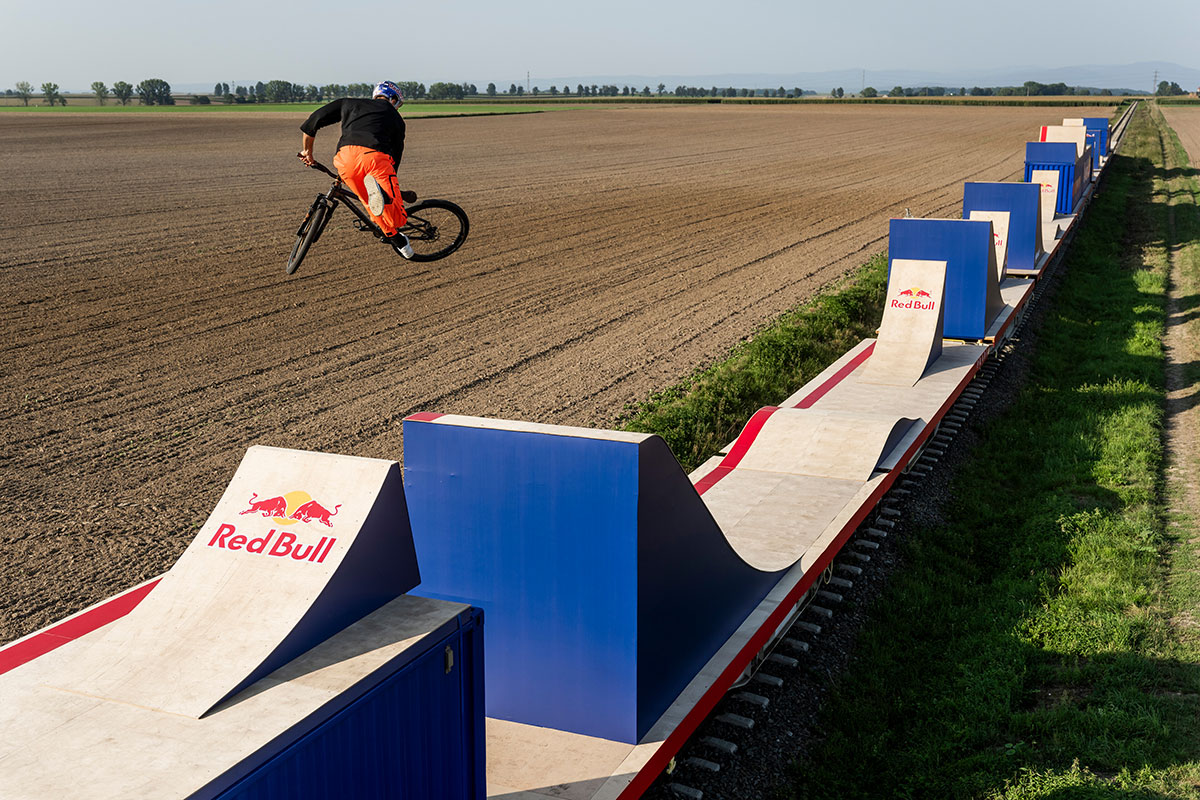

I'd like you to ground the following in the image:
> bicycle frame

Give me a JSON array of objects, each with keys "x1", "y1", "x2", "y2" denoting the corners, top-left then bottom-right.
[{"x1": 303, "y1": 160, "x2": 422, "y2": 240}]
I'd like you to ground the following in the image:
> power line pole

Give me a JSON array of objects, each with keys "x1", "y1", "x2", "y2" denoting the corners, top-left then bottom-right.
[
  {"x1": 1153, "y1": 69, "x2": 1158, "y2": 95},
  {"x1": 527, "y1": 71, "x2": 531, "y2": 94}
]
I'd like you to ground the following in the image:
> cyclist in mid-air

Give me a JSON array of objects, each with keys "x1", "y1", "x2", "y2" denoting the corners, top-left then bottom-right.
[{"x1": 298, "y1": 80, "x2": 413, "y2": 258}]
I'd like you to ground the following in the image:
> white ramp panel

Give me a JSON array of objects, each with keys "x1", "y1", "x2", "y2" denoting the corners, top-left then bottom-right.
[
  {"x1": 1031, "y1": 169, "x2": 1063, "y2": 252},
  {"x1": 53, "y1": 446, "x2": 420, "y2": 718},
  {"x1": 861, "y1": 258, "x2": 946, "y2": 387},
  {"x1": 968, "y1": 210, "x2": 1010, "y2": 281}
]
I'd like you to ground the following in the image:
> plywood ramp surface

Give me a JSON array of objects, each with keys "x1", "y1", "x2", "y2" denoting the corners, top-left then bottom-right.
[
  {"x1": 0, "y1": 595, "x2": 467, "y2": 800},
  {"x1": 48, "y1": 446, "x2": 419, "y2": 719}
]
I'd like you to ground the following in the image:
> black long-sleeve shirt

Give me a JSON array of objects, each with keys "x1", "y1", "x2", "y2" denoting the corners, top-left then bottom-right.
[{"x1": 300, "y1": 97, "x2": 406, "y2": 166}]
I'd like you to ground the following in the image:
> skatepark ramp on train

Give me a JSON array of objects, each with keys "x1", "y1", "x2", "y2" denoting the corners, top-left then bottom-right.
[
  {"x1": 52, "y1": 446, "x2": 421, "y2": 718},
  {"x1": 402, "y1": 257, "x2": 984, "y2": 745}
]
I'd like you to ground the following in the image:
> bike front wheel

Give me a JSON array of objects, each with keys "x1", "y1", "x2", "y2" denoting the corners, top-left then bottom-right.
[
  {"x1": 286, "y1": 197, "x2": 333, "y2": 275},
  {"x1": 401, "y1": 199, "x2": 470, "y2": 262}
]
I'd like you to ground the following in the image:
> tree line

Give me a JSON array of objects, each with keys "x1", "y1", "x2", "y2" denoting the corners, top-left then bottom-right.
[
  {"x1": 8, "y1": 76, "x2": 1168, "y2": 108},
  {"x1": 6, "y1": 78, "x2": 173, "y2": 106}
]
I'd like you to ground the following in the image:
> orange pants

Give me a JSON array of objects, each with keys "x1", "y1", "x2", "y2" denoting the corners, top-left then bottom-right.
[{"x1": 333, "y1": 145, "x2": 407, "y2": 236}]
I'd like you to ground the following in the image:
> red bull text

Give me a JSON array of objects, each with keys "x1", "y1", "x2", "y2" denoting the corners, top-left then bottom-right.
[
  {"x1": 207, "y1": 524, "x2": 335, "y2": 563},
  {"x1": 891, "y1": 287, "x2": 936, "y2": 310}
]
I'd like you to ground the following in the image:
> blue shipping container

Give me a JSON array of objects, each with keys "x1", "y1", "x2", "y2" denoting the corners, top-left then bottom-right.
[
  {"x1": 204, "y1": 607, "x2": 485, "y2": 800},
  {"x1": 1025, "y1": 142, "x2": 1081, "y2": 215}
]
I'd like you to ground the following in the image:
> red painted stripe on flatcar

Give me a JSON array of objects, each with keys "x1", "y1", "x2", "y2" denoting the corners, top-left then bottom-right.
[
  {"x1": 794, "y1": 341, "x2": 875, "y2": 409},
  {"x1": 0, "y1": 578, "x2": 160, "y2": 675}
]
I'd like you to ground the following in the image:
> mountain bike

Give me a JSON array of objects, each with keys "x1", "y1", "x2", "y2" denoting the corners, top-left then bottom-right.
[{"x1": 287, "y1": 158, "x2": 470, "y2": 275}]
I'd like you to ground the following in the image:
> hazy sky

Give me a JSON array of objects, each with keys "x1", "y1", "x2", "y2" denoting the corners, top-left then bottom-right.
[{"x1": 3, "y1": 0, "x2": 1197, "y2": 89}]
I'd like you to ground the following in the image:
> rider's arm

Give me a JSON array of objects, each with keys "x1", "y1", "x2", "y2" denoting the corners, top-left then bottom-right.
[
  {"x1": 299, "y1": 132, "x2": 316, "y2": 165},
  {"x1": 298, "y1": 99, "x2": 345, "y2": 163}
]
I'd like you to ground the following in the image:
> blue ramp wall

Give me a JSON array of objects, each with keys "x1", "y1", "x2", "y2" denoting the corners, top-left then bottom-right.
[
  {"x1": 962, "y1": 182, "x2": 1041, "y2": 272},
  {"x1": 888, "y1": 218, "x2": 1003, "y2": 340},
  {"x1": 1024, "y1": 141, "x2": 1088, "y2": 214},
  {"x1": 1083, "y1": 117, "x2": 1110, "y2": 157},
  {"x1": 402, "y1": 417, "x2": 779, "y2": 744}
]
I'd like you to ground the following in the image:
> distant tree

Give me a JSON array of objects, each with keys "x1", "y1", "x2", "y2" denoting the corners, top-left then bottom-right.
[
  {"x1": 41, "y1": 82, "x2": 63, "y2": 106},
  {"x1": 577, "y1": 84, "x2": 584, "y2": 95},
  {"x1": 561, "y1": 85, "x2": 569, "y2": 95},
  {"x1": 551, "y1": 85, "x2": 559, "y2": 96},
  {"x1": 428, "y1": 81, "x2": 465, "y2": 100},
  {"x1": 190, "y1": 95, "x2": 211, "y2": 105},
  {"x1": 656, "y1": 83, "x2": 665, "y2": 95},
  {"x1": 621, "y1": 85, "x2": 628, "y2": 96},
  {"x1": 834, "y1": 87, "x2": 844, "y2": 98},
  {"x1": 510, "y1": 83, "x2": 518, "y2": 95},
  {"x1": 15, "y1": 81, "x2": 33, "y2": 106},
  {"x1": 1099, "y1": 88, "x2": 1113, "y2": 96},
  {"x1": 643, "y1": 86, "x2": 651, "y2": 97},
  {"x1": 861, "y1": 86, "x2": 877, "y2": 98},
  {"x1": 532, "y1": 86, "x2": 540, "y2": 96},
  {"x1": 467, "y1": 83, "x2": 478, "y2": 95},
  {"x1": 112, "y1": 81, "x2": 133, "y2": 105},
  {"x1": 516, "y1": 85, "x2": 524, "y2": 96},
  {"x1": 305, "y1": 84, "x2": 319, "y2": 101},
  {"x1": 959, "y1": 87, "x2": 966, "y2": 96},
  {"x1": 794, "y1": 87, "x2": 802, "y2": 98},
  {"x1": 1157, "y1": 80, "x2": 1186, "y2": 96},
  {"x1": 487, "y1": 82, "x2": 497, "y2": 96},
  {"x1": 888, "y1": 85, "x2": 904, "y2": 97},
  {"x1": 92, "y1": 81, "x2": 109, "y2": 104},
  {"x1": 136, "y1": 78, "x2": 173, "y2": 105}
]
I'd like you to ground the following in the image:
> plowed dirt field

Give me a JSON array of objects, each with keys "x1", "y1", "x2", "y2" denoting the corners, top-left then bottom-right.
[
  {"x1": 1, "y1": 104, "x2": 1109, "y2": 641},
  {"x1": 1163, "y1": 106, "x2": 1200, "y2": 168}
]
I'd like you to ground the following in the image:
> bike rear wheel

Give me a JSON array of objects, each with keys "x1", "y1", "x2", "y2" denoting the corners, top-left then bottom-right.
[
  {"x1": 286, "y1": 197, "x2": 333, "y2": 275},
  {"x1": 401, "y1": 199, "x2": 470, "y2": 262}
]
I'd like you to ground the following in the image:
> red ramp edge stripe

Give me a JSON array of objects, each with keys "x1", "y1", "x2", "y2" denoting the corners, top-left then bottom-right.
[
  {"x1": 694, "y1": 406, "x2": 780, "y2": 496},
  {"x1": 405, "y1": 412, "x2": 446, "y2": 422},
  {"x1": 0, "y1": 578, "x2": 161, "y2": 676},
  {"x1": 794, "y1": 341, "x2": 875, "y2": 409}
]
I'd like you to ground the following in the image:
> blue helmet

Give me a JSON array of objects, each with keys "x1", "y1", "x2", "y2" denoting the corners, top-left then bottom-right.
[{"x1": 372, "y1": 81, "x2": 403, "y2": 107}]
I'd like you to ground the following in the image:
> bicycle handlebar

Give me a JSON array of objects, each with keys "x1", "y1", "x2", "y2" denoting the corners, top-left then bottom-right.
[{"x1": 297, "y1": 154, "x2": 339, "y2": 180}]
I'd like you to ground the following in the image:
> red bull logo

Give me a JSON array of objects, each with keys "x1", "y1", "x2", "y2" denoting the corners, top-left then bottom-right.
[
  {"x1": 1041, "y1": 182, "x2": 1055, "y2": 193},
  {"x1": 891, "y1": 286, "x2": 935, "y2": 310},
  {"x1": 239, "y1": 490, "x2": 340, "y2": 528},
  {"x1": 993, "y1": 232, "x2": 1004, "y2": 246},
  {"x1": 207, "y1": 523, "x2": 335, "y2": 563}
]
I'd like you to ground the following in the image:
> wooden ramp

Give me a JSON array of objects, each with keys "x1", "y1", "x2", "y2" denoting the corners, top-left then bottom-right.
[{"x1": 51, "y1": 446, "x2": 420, "y2": 718}]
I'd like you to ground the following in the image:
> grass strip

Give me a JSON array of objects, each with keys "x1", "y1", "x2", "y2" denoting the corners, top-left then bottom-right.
[
  {"x1": 781, "y1": 102, "x2": 1200, "y2": 799},
  {"x1": 618, "y1": 255, "x2": 887, "y2": 471}
]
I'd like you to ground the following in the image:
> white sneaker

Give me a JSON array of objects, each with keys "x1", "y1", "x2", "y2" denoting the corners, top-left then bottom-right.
[
  {"x1": 364, "y1": 175, "x2": 387, "y2": 216},
  {"x1": 389, "y1": 232, "x2": 414, "y2": 259}
]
